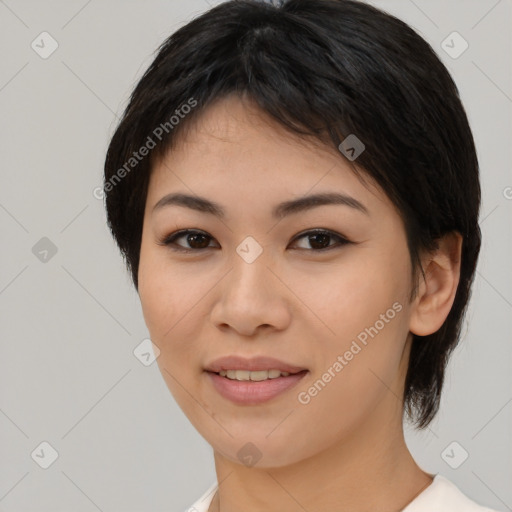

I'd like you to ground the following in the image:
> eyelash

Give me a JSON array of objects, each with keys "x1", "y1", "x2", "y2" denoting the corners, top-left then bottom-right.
[{"x1": 157, "y1": 229, "x2": 351, "y2": 253}]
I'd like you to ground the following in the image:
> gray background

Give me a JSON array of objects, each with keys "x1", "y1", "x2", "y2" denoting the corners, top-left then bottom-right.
[{"x1": 0, "y1": 0, "x2": 510, "y2": 511}]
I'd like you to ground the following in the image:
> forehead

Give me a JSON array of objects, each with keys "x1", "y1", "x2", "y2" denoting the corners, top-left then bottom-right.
[
  {"x1": 165, "y1": 95, "x2": 339, "y2": 169},
  {"x1": 146, "y1": 95, "x2": 388, "y2": 216}
]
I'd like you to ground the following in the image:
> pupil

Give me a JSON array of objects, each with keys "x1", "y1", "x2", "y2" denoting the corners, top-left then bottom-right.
[
  {"x1": 309, "y1": 233, "x2": 330, "y2": 249},
  {"x1": 188, "y1": 233, "x2": 209, "y2": 249}
]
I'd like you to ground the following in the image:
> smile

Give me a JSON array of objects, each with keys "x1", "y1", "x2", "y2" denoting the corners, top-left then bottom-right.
[{"x1": 206, "y1": 369, "x2": 308, "y2": 405}]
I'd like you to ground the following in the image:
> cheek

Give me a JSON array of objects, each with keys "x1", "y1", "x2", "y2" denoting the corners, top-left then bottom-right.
[
  {"x1": 137, "y1": 247, "x2": 213, "y2": 381},
  {"x1": 138, "y1": 258, "x2": 202, "y2": 409},
  {"x1": 302, "y1": 247, "x2": 412, "y2": 395},
  {"x1": 138, "y1": 260, "x2": 168, "y2": 338},
  {"x1": 138, "y1": 245, "x2": 187, "y2": 345},
  {"x1": 307, "y1": 249, "x2": 410, "y2": 339}
]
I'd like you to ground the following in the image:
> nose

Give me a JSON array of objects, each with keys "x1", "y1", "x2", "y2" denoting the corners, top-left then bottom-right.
[{"x1": 209, "y1": 248, "x2": 291, "y2": 337}]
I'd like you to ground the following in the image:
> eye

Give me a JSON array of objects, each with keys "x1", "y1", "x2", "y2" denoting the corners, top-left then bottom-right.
[
  {"x1": 158, "y1": 228, "x2": 350, "y2": 253},
  {"x1": 157, "y1": 229, "x2": 217, "y2": 252},
  {"x1": 289, "y1": 229, "x2": 351, "y2": 251}
]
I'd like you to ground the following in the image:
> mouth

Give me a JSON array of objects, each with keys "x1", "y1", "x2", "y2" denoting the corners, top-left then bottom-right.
[
  {"x1": 206, "y1": 368, "x2": 308, "y2": 381},
  {"x1": 204, "y1": 355, "x2": 309, "y2": 404},
  {"x1": 204, "y1": 355, "x2": 308, "y2": 375},
  {"x1": 205, "y1": 368, "x2": 309, "y2": 405}
]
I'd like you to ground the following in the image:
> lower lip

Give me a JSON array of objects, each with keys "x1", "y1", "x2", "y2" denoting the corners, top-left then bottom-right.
[{"x1": 206, "y1": 370, "x2": 308, "y2": 405}]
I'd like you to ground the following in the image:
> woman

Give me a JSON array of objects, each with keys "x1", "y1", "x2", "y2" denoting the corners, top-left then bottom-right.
[{"x1": 103, "y1": 0, "x2": 498, "y2": 510}]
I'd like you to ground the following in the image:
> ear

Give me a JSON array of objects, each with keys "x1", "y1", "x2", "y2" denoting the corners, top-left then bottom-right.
[{"x1": 409, "y1": 231, "x2": 463, "y2": 336}]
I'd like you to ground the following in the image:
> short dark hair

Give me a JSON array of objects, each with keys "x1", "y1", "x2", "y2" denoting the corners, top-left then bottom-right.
[{"x1": 103, "y1": 0, "x2": 481, "y2": 429}]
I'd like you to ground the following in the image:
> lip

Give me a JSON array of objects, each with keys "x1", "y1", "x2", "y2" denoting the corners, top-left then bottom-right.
[
  {"x1": 206, "y1": 369, "x2": 309, "y2": 405},
  {"x1": 204, "y1": 355, "x2": 307, "y2": 374}
]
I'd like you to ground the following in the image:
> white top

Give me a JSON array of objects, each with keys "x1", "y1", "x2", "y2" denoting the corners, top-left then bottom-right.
[{"x1": 184, "y1": 474, "x2": 499, "y2": 512}]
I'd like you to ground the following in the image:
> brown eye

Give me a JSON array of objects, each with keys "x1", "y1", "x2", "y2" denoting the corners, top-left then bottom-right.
[
  {"x1": 158, "y1": 228, "x2": 351, "y2": 254},
  {"x1": 158, "y1": 230, "x2": 217, "y2": 252},
  {"x1": 290, "y1": 229, "x2": 350, "y2": 251}
]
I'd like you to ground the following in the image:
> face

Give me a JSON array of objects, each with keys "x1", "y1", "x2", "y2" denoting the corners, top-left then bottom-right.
[{"x1": 138, "y1": 95, "x2": 416, "y2": 468}]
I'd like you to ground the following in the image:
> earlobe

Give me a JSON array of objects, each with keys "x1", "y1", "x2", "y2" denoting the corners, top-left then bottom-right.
[{"x1": 409, "y1": 231, "x2": 463, "y2": 336}]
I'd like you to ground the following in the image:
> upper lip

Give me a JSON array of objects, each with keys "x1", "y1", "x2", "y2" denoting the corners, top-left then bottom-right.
[{"x1": 205, "y1": 355, "x2": 307, "y2": 374}]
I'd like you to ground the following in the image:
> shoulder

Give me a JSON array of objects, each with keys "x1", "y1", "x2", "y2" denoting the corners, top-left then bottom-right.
[
  {"x1": 184, "y1": 481, "x2": 218, "y2": 512},
  {"x1": 403, "y1": 474, "x2": 499, "y2": 512}
]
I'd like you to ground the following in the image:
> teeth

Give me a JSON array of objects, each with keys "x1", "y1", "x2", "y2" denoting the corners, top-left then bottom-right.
[{"x1": 218, "y1": 369, "x2": 291, "y2": 380}]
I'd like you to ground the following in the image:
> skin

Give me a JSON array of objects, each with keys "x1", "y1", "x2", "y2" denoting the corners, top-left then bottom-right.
[{"x1": 138, "y1": 94, "x2": 462, "y2": 512}]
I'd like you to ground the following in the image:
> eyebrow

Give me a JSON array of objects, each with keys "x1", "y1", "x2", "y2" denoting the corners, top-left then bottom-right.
[{"x1": 152, "y1": 191, "x2": 369, "y2": 219}]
